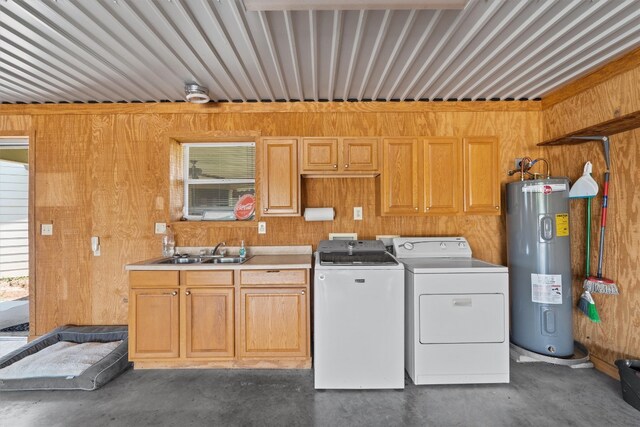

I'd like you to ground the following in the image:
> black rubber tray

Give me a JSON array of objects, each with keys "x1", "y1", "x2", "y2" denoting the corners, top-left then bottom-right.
[{"x1": 615, "y1": 359, "x2": 640, "y2": 411}]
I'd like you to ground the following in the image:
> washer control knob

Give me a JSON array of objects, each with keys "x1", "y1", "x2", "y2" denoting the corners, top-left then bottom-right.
[
  {"x1": 440, "y1": 242, "x2": 447, "y2": 249},
  {"x1": 318, "y1": 274, "x2": 325, "y2": 281},
  {"x1": 458, "y1": 242, "x2": 465, "y2": 248},
  {"x1": 403, "y1": 242, "x2": 414, "y2": 250}
]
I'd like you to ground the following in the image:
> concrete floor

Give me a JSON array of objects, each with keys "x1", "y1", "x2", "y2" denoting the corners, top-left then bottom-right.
[{"x1": 1, "y1": 361, "x2": 639, "y2": 427}]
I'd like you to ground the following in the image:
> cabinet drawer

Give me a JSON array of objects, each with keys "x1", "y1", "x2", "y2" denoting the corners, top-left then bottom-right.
[
  {"x1": 130, "y1": 271, "x2": 179, "y2": 287},
  {"x1": 240, "y1": 269, "x2": 307, "y2": 286},
  {"x1": 182, "y1": 270, "x2": 234, "y2": 286}
]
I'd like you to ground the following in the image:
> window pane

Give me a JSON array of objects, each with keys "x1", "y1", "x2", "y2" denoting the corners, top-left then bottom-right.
[
  {"x1": 188, "y1": 145, "x2": 255, "y2": 180},
  {"x1": 187, "y1": 183, "x2": 255, "y2": 219}
]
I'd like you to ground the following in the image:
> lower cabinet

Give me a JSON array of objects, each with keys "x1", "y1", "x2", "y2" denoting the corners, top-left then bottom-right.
[
  {"x1": 240, "y1": 287, "x2": 308, "y2": 358},
  {"x1": 129, "y1": 288, "x2": 180, "y2": 359},
  {"x1": 184, "y1": 287, "x2": 234, "y2": 358},
  {"x1": 129, "y1": 269, "x2": 310, "y2": 369}
]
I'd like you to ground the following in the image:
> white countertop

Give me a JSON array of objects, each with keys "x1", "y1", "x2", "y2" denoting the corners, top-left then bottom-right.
[{"x1": 125, "y1": 246, "x2": 312, "y2": 271}]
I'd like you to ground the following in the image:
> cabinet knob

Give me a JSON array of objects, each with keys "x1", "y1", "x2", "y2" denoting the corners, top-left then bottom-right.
[
  {"x1": 301, "y1": 290, "x2": 305, "y2": 295},
  {"x1": 414, "y1": 207, "x2": 418, "y2": 211},
  {"x1": 425, "y1": 207, "x2": 430, "y2": 211},
  {"x1": 171, "y1": 291, "x2": 178, "y2": 296},
  {"x1": 495, "y1": 206, "x2": 499, "y2": 210},
  {"x1": 264, "y1": 208, "x2": 268, "y2": 212},
  {"x1": 185, "y1": 290, "x2": 191, "y2": 296},
  {"x1": 333, "y1": 164, "x2": 337, "y2": 168},
  {"x1": 344, "y1": 164, "x2": 348, "y2": 168}
]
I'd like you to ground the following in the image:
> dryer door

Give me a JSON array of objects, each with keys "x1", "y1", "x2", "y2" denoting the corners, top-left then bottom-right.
[{"x1": 419, "y1": 293, "x2": 505, "y2": 344}]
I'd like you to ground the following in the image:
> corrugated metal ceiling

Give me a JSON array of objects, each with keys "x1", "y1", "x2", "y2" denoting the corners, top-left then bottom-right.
[{"x1": 1, "y1": 0, "x2": 639, "y2": 104}]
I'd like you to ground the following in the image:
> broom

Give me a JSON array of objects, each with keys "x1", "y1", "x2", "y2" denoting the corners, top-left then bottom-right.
[
  {"x1": 571, "y1": 162, "x2": 601, "y2": 323},
  {"x1": 583, "y1": 137, "x2": 619, "y2": 295},
  {"x1": 577, "y1": 290, "x2": 601, "y2": 323}
]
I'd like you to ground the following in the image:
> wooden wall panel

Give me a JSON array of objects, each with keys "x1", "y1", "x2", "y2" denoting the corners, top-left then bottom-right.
[
  {"x1": 542, "y1": 62, "x2": 640, "y2": 371},
  {"x1": 0, "y1": 116, "x2": 32, "y2": 130},
  {"x1": 0, "y1": 104, "x2": 540, "y2": 338},
  {"x1": 32, "y1": 115, "x2": 92, "y2": 335}
]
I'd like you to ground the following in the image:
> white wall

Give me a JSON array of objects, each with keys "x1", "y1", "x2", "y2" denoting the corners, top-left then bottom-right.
[{"x1": 0, "y1": 160, "x2": 29, "y2": 278}]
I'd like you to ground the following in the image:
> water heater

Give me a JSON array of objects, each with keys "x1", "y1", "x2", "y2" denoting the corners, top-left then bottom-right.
[{"x1": 506, "y1": 178, "x2": 573, "y2": 357}]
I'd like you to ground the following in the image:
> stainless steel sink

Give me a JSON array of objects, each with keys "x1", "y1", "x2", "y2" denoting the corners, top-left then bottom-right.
[
  {"x1": 155, "y1": 257, "x2": 203, "y2": 264},
  {"x1": 152, "y1": 256, "x2": 251, "y2": 265},
  {"x1": 203, "y1": 256, "x2": 250, "y2": 264}
]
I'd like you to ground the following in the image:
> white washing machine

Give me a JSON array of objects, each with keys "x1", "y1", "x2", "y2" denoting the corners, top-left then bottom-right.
[
  {"x1": 314, "y1": 240, "x2": 405, "y2": 389},
  {"x1": 393, "y1": 237, "x2": 509, "y2": 385}
]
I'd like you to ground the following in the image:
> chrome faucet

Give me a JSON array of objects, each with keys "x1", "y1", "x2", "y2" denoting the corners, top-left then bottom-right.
[{"x1": 211, "y1": 242, "x2": 226, "y2": 257}]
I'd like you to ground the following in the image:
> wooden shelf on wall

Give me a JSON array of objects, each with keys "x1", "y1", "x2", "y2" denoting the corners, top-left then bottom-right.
[{"x1": 538, "y1": 111, "x2": 640, "y2": 146}]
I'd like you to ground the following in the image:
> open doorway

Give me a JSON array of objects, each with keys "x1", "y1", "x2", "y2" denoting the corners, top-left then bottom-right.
[{"x1": 0, "y1": 138, "x2": 29, "y2": 352}]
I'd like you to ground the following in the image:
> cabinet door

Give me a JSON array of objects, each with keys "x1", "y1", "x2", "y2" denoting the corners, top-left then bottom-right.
[
  {"x1": 342, "y1": 137, "x2": 379, "y2": 172},
  {"x1": 463, "y1": 137, "x2": 500, "y2": 214},
  {"x1": 129, "y1": 288, "x2": 179, "y2": 359},
  {"x1": 423, "y1": 137, "x2": 461, "y2": 214},
  {"x1": 261, "y1": 138, "x2": 300, "y2": 216},
  {"x1": 184, "y1": 287, "x2": 234, "y2": 358},
  {"x1": 240, "y1": 287, "x2": 308, "y2": 358},
  {"x1": 381, "y1": 137, "x2": 420, "y2": 215},
  {"x1": 301, "y1": 138, "x2": 338, "y2": 171}
]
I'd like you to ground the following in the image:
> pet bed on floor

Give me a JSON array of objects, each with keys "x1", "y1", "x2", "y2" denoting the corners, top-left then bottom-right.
[{"x1": 0, "y1": 325, "x2": 131, "y2": 391}]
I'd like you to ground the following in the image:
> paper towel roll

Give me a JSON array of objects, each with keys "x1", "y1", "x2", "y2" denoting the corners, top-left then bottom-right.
[{"x1": 304, "y1": 207, "x2": 335, "y2": 222}]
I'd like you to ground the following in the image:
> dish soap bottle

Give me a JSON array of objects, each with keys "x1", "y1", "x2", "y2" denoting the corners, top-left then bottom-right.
[
  {"x1": 162, "y1": 225, "x2": 175, "y2": 257},
  {"x1": 239, "y1": 240, "x2": 246, "y2": 259}
]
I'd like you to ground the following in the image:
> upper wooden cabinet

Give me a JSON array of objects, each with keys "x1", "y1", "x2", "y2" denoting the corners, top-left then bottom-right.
[
  {"x1": 343, "y1": 138, "x2": 379, "y2": 172},
  {"x1": 463, "y1": 137, "x2": 500, "y2": 214},
  {"x1": 301, "y1": 138, "x2": 339, "y2": 171},
  {"x1": 261, "y1": 138, "x2": 300, "y2": 216},
  {"x1": 380, "y1": 136, "x2": 497, "y2": 216},
  {"x1": 300, "y1": 137, "x2": 379, "y2": 176},
  {"x1": 423, "y1": 137, "x2": 462, "y2": 214},
  {"x1": 380, "y1": 137, "x2": 421, "y2": 215}
]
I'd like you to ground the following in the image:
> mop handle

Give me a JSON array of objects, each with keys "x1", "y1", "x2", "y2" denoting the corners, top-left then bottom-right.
[
  {"x1": 586, "y1": 197, "x2": 592, "y2": 278},
  {"x1": 597, "y1": 171, "x2": 609, "y2": 278}
]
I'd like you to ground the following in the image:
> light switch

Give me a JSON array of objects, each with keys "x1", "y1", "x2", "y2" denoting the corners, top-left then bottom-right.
[
  {"x1": 354, "y1": 207, "x2": 363, "y2": 220},
  {"x1": 258, "y1": 221, "x2": 266, "y2": 234},
  {"x1": 41, "y1": 224, "x2": 53, "y2": 236},
  {"x1": 155, "y1": 222, "x2": 167, "y2": 234}
]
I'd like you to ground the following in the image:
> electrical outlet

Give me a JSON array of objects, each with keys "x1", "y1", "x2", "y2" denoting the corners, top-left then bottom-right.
[
  {"x1": 155, "y1": 222, "x2": 167, "y2": 234},
  {"x1": 354, "y1": 207, "x2": 363, "y2": 220},
  {"x1": 41, "y1": 224, "x2": 53, "y2": 236},
  {"x1": 258, "y1": 221, "x2": 267, "y2": 234}
]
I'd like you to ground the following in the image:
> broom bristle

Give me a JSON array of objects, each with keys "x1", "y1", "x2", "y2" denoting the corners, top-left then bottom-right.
[
  {"x1": 577, "y1": 291, "x2": 601, "y2": 323},
  {"x1": 583, "y1": 276, "x2": 619, "y2": 295}
]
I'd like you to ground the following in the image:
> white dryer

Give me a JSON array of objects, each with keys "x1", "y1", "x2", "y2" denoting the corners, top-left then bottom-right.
[{"x1": 393, "y1": 237, "x2": 509, "y2": 385}]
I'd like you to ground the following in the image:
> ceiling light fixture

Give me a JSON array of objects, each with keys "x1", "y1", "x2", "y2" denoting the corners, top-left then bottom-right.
[
  {"x1": 243, "y1": 0, "x2": 467, "y2": 11},
  {"x1": 184, "y1": 84, "x2": 210, "y2": 104}
]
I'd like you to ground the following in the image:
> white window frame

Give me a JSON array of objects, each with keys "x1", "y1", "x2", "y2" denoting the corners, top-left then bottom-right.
[{"x1": 182, "y1": 142, "x2": 256, "y2": 220}]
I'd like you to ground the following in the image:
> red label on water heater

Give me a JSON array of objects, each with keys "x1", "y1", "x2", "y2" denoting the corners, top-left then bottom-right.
[{"x1": 521, "y1": 183, "x2": 567, "y2": 194}]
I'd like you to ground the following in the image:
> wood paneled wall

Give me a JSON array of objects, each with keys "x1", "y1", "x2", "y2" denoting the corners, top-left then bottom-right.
[
  {"x1": 542, "y1": 58, "x2": 640, "y2": 373},
  {"x1": 0, "y1": 102, "x2": 540, "y2": 337}
]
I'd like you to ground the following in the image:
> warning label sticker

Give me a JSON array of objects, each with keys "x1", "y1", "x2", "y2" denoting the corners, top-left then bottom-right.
[
  {"x1": 531, "y1": 274, "x2": 563, "y2": 304},
  {"x1": 556, "y1": 213, "x2": 569, "y2": 237}
]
